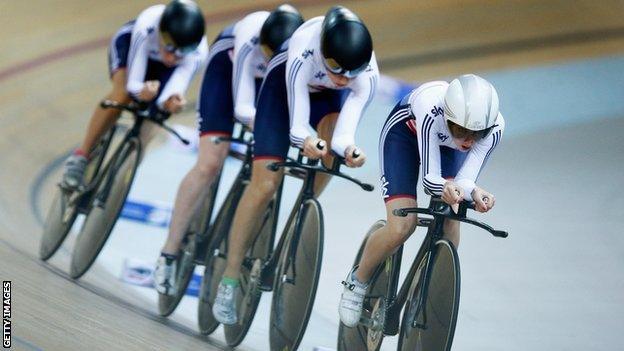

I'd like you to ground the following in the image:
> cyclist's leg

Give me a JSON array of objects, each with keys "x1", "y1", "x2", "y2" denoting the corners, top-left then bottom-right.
[
  {"x1": 162, "y1": 137, "x2": 229, "y2": 254},
  {"x1": 223, "y1": 159, "x2": 285, "y2": 280},
  {"x1": 340, "y1": 102, "x2": 418, "y2": 326},
  {"x1": 79, "y1": 23, "x2": 134, "y2": 155},
  {"x1": 78, "y1": 69, "x2": 130, "y2": 155},
  {"x1": 439, "y1": 146, "x2": 467, "y2": 248},
  {"x1": 160, "y1": 46, "x2": 234, "y2": 255},
  {"x1": 213, "y1": 45, "x2": 289, "y2": 324},
  {"x1": 356, "y1": 198, "x2": 418, "y2": 282},
  {"x1": 355, "y1": 102, "x2": 420, "y2": 283},
  {"x1": 221, "y1": 60, "x2": 290, "y2": 279}
]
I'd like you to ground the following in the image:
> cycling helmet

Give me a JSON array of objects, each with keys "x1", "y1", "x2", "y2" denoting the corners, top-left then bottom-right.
[
  {"x1": 259, "y1": 4, "x2": 304, "y2": 58},
  {"x1": 159, "y1": 0, "x2": 205, "y2": 56},
  {"x1": 320, "y1": 6, "x2": 373, "y2": 78},
  {"x1": 444, "y1": 74, "x2": 499, "y2": 140}
]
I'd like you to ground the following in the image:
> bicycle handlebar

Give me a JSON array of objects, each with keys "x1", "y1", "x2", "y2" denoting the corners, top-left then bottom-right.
[
  {"x1": 100, "y1": 100, "x2": 190, "y2": 145},
  {"x1": 393, "y1": 199, "x2": 508, "y2": 238},
  {"x1": 267, "y1": 152, "x2": 374, "y2": 192}
]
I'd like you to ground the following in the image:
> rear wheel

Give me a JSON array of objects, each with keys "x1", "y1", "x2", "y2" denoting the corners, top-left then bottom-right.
[
  {"x1": 223, "y1": 197, "x2": 277, "y2": 346},
  {"x1": 39, "y1": 129, "x2": 113, "y2": 261},
  {"x1": 269, "y1": 199, "x2": 323, "y2": 351},
  {"x1": 337, "y1": 220, "x2": 390, "y2": 351},
  {"x1": 158, "y1": 179, "x2": 220, "y2": 317},
  {"x1": 197, "y1": 179, "x2": 246, "y2": 335},
  {"x1": 398, "y1": 239, "x2": 460, "y2": 351},
  {"x1": 69, "y1": 139, "x2": 141, "y2": 279}
]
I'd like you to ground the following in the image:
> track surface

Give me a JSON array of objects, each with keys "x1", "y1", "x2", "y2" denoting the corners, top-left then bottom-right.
[{"x1": 1, "y1": 1, "x2": 623, "y2": 350}]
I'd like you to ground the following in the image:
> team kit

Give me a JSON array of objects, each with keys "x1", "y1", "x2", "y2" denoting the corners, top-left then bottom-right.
[{"x1": 48, "y1": 0, "x2": 505, "y2": 348}]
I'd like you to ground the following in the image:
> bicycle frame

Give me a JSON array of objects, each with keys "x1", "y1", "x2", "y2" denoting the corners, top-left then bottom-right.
[
  {"x1": 64, "y1": 113, "x2": 147, "y2": 217},
  {"x1": 259, "y1": 152, "x2": 373, "y2": 289}
]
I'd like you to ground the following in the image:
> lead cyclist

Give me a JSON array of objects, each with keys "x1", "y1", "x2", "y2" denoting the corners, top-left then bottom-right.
[
  {"x1": 339, "y1": 74, "x2": 506, "y2": 327},
  {"x1": 61, "y1": 0, "x2": 207, "y2": 190}
]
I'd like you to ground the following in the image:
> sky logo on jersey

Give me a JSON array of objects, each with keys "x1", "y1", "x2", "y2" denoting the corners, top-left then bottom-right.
[
  {"x1": 431, "y1": 106, "x2": 444, "y2": 117},
  {"x1": 302, "y1": 49, "x2": 314, "y2": 59},
  {"x1": 314, "y1": 71, "x2": 326, "y2": 79},
  {"x1": 437, "y1": 133, "x2": 449, "y2": 142}
]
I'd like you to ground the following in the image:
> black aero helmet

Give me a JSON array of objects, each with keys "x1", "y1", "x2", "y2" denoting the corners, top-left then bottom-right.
[
  {"x1": 259, "y1": 4, "x2": 304, "y2": 58},
  {"x1": 320, "y1": 6, "x2": 372, "y2": 78},
  {"x1": 159, "y1": 0, "x2": 205, "y2": 55}
]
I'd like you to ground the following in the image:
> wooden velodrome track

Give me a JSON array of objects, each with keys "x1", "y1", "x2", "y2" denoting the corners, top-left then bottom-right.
[{"x1": 0, "y1": 1, "x2": 623, "y2": 350}]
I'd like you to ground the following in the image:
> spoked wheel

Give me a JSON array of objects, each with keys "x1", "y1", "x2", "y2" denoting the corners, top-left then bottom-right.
[
  {"x1": 39, "y1": 129, "x2": 113, "y2": 261},
  {"x1": 197, "y1": 179, "x2": 246, "y2": 335},
  {"x1": 158, "y1": 180, "x2": 220, "y2": 317},
  {"x1": 69, "y1": 139, "x2": 141, "y2": 279},
  {"x1": 337, "y1": 220, "x2": 390, "y2": 351},
  {"x1": 223, "y1": 198, "x2": 276, "y2": 346},
  {"x1": 398, "y1": 239, "x2": 460, "y2": 351},
  {"x1": 269, "y1": 199, "x2": 323, "y2": 351}
]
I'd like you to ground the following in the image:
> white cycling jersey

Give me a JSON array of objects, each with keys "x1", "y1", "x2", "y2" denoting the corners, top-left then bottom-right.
[
  {"x1": 405, "y1": 81, "x2": 505, "y2": 200},
  {"x1": 230, "y1": 11, "x2": 270, "y2": 125},
  {"x1": 283, "y1": 16, "x2": 379, "y2": 156},
  {"x1": 126, "y1": 5, "x2": 208, "y2": 108}
]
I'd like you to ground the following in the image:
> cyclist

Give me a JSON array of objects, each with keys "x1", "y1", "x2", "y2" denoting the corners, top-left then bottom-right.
[
  {"x1": 212, "y1": 6, "x2": 379, "y2": 325},
  {"x1": 154, "y1": 5, "x2": 305, "y2": 295},
  {"x1": 338, "y1": 74, "x2": 506, "y2": 327},
  {"x1": 61, "y1": 0, "x2": 207, "y2": 190}
]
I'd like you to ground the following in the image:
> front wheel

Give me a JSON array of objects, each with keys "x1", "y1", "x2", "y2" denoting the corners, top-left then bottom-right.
[
  {"x1": 69, "y1": 139, "x2": 141, "y2": 279},
  {"x1": 269, "y1": 199, "x2": 323, "y2": 351},
  {"x1": 398, "y1": 239, "x2": 460, "y2": 351},
  {"x1": 337, "y1": 220, "x2": 390, "y2": 351}
]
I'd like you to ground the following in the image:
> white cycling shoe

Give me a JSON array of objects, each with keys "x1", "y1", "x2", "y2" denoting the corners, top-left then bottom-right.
[
  {"x1": 154, "y1": 255, "x2": 177, "y2": 296},
  {"x1": 339, "y1": 267, "x2": 368, "y2": 328},
  {"x1": 62, "y1": 154, "x2": 88, "y2": 190},
  {"x1": 212, "y1": 281, "x2": 238, "y2": 325}
]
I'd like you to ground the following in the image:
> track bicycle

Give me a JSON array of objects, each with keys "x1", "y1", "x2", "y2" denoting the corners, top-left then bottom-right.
[
  {"x1": 198, "y1": 146, "x2": 374, "y2": 349},
  {"x1": 38, "y1": 100, "x2": 189, "y2": 281},
  {"x1": 337, "y1": 197, "x2": 508, "y2": 351}
]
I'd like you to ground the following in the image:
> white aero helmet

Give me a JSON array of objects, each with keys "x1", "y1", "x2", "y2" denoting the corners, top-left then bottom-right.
[{"x1": 444, "y1": 74, "x2": 499, "y2": 133}]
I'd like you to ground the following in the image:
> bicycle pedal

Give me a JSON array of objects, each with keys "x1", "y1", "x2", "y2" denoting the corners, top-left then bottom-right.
[{"x1": 281, "y1": 275, "x2": 294, "y2": 285}]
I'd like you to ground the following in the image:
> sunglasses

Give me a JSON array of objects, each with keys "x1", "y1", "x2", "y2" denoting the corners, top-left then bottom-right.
[
  {"x1": 447, "y1": 120, "x2": 496, "y2": 141},
  {"x1": 160, "y1": 32, "x2": 197, "y2": 58},
  {"x1": 323, "y1": 57, "x2": 368, "y2": 78}
]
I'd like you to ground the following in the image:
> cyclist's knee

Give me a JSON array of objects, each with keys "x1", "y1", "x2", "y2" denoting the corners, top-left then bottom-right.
[
  {"x1": 195, "y1": 158, "x2": 222, "y2": 182},
  {"x1": 252, "y1": 177, "x2": 280, "y2": 201},
  {"x1": 385, "y1": 216, "x2": 417, "y2": 247}
]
